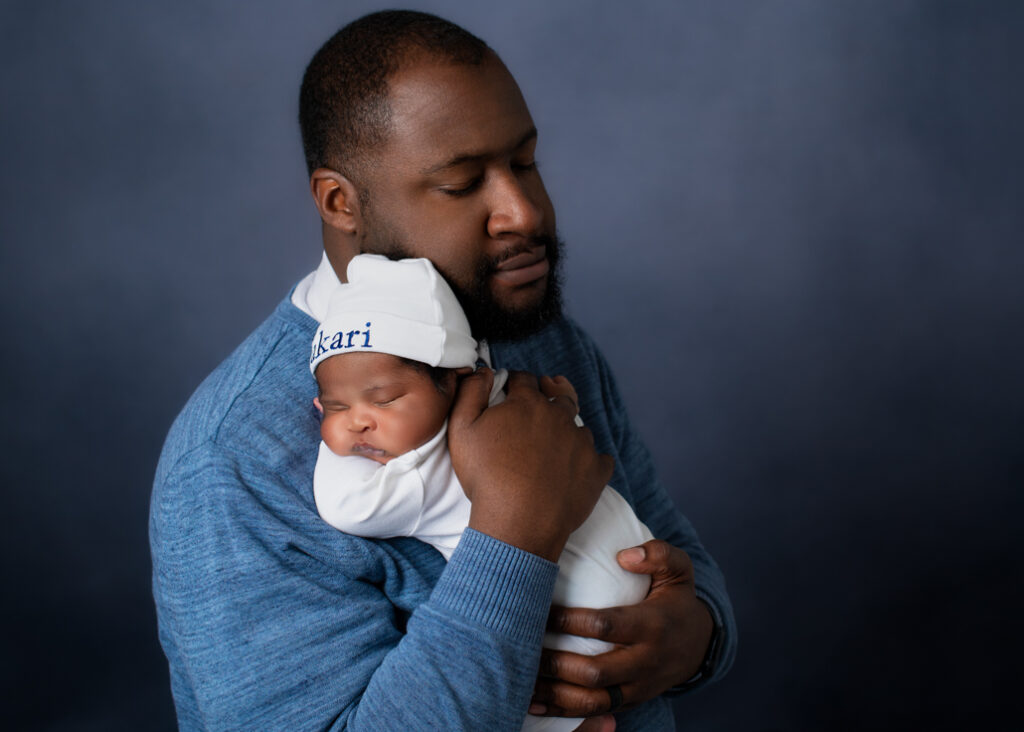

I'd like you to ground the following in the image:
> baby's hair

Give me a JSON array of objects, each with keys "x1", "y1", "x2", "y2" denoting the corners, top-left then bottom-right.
[{"x1": 397, "y1": 357, "x2": 453, "y2": 394}]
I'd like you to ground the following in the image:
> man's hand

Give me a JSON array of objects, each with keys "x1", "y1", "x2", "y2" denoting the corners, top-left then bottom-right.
[
  {"x1": 530, "y1": 540, "x2": 714, "y2": 716},
  {"x1": 449, "y1": 369, "x2": 613, "y2": 561},
  {"x1": 539, "y1": 374, "x2": 579, "y2": 415}
]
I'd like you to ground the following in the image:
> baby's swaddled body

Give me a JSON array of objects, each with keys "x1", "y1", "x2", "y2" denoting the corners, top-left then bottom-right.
[{"x1": 315, "y1": 369, "x2": 653, "y2": 732}]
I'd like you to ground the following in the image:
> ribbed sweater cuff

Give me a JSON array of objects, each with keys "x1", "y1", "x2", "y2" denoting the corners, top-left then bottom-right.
[
  {"x1": 430, "y1": 528, "x2": 559, "y2": 644},
  {"x1": 693, "y1": 563, "x2": 736, "y2": 684},
  {"x1": 693, "y1": 558, "x2": 726, "y2": 637}
]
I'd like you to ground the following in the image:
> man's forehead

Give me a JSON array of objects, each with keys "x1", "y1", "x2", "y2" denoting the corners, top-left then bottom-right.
[{"x1": 382, "y1": 57, "x2": 535, "y2": 166}]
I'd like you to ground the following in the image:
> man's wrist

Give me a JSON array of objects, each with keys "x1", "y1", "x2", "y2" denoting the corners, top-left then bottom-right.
[
  {"x1": 433, "y1": 529, "x2": 559, "y2": 642},
  {"x1": 665, "y1": 599, "x2": 724, "y2": 696},
  {"x1": 467, "y1": 506, "x2": 569, "y2": 562}
]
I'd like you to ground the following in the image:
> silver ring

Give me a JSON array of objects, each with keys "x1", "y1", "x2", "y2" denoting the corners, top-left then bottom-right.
[{"x1": 547, "y1": 394, "x2": 579, "y2": 413}]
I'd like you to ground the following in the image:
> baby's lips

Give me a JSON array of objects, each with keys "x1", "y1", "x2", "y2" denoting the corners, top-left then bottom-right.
[{"x1": 351, "y1": 442, "x2": 388, "y2": 458}]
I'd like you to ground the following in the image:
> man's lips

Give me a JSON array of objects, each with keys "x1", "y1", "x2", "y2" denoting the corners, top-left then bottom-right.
[{"x1": 491, "y1": 245, "x2": 549, "y2": 287}]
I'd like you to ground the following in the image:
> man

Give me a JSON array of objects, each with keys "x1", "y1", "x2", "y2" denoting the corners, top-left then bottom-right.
[{"x1": 151, "y1": 10, "x2": 735, "y2": 731}]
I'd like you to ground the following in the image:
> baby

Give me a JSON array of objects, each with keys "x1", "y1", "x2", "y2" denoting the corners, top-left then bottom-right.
[{"x1": 309, "y1": 254, "x2": 653, "y2": 731}]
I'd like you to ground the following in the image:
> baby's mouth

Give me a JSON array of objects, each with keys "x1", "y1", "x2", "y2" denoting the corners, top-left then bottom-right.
[{"x1": 351, "y1": 442, "x2": 388, "y2": 458}]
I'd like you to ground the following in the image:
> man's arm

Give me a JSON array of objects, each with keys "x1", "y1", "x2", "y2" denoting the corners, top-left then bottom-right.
[
  {"x1": 152, "y1": 446, "x2": 560, "y2": 731},
  {"x1": 151, "y1": 368, "x2": 614, "y2": 731}
]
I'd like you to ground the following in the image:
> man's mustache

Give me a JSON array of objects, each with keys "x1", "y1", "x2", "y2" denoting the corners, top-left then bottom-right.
[{"x1": 489, "y1": 235, "x2": 558, "y2": 269}]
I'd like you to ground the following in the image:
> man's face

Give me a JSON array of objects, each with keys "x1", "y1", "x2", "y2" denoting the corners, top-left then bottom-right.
[{"x1": 354, "y1": 55, "x2": 561, "y2": 341}]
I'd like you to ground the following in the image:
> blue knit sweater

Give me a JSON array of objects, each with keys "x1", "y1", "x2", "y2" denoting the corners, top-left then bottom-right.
[{"x1": 151, "y1": 295, "x2": 735, "y2": 731}]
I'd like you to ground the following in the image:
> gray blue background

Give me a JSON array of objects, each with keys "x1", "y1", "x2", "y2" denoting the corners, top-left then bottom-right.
[{"x1": 2, "y1": 1, "x2": 1020, "y2": 730}]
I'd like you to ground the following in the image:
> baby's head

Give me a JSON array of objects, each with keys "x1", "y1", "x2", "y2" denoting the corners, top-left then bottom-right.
[{"x1": 310, "y1": 255, "x2": 478, "y2": 464}]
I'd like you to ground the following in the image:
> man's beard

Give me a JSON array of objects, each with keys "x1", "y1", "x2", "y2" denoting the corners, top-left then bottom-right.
[
  {"x1": 366, "y1": 232, "x2": 565, "y2": 343},
  {"x1": 450, "y1": 234, "x2": 564, "y2": 342}
]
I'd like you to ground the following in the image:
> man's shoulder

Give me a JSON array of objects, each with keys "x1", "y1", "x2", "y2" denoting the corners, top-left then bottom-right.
[
  {"x1": 155, "y1": 296, "x2": 319, "y2": 488},
  {"x1": 490, "y1": 314, "x2": 601, "y2": 368},
  {"x1": 489, "y1": 314, "x2": 609, "y2": 390}
]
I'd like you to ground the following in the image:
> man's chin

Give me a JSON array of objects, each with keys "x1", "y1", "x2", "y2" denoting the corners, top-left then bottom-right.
[
  {"x1": 488, "y1": 274, "x2": 549, "y2": 312},
  {"x1": 464, "y1": 276, "x2": 562, "y2": 343},
  {"x1": 412, "y1": 232, "x2": 566, "y2": 342}
]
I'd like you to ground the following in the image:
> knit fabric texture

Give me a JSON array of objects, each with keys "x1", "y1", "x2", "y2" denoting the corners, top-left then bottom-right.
[{"x1": 151, "y1": 293, "x2": 736, "y2": 731}]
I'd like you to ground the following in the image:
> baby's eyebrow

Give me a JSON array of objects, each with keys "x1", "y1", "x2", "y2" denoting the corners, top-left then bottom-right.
[{"x1": 361, "y1": 384, "x2": 394, "y2": 395}]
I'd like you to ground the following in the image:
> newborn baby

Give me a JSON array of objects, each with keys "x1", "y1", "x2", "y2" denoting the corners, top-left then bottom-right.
[{"x1": 310, "y1": 254, "x2": 653, "y2": 731}]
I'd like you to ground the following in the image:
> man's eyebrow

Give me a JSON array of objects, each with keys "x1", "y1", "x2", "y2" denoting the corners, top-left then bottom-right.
[{"x1": 420, "y1": 128, "x2": 537, "y2": 176}]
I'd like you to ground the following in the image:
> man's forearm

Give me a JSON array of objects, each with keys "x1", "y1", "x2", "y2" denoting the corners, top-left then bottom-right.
[{"x1": 153, "y1": 456, "x2": 560, "y2": 731}]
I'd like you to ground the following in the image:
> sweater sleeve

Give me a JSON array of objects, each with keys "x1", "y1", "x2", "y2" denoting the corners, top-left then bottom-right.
[
  {"x1": 582, "y1": 332, "x2": 738, "y2": 687},
  {"x1": 151, "y1": 444, "x2": 558, "y2": 732}
]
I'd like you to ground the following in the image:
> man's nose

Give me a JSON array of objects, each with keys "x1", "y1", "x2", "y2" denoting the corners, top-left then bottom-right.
[{"x1": 486, "y1": 170, "x2": 543, "y2": 239}]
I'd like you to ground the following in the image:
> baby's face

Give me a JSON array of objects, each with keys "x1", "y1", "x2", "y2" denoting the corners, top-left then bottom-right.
[{"x1": 315, "y1": 352, "x2": 454, "y2": 464}]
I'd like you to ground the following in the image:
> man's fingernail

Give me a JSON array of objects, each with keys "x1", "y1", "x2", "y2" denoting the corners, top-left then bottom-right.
[
  {"x1": 528, "y1": 703, "x2": 547, "y2": 715},
  {"x1": 620, "y1": 547, "x2": 645, "y2": 564}
]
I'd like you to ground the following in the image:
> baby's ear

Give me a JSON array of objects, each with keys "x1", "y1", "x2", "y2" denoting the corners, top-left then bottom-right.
[{"x1": 313, "y1": 397, "x2": 324, "y2": 414}]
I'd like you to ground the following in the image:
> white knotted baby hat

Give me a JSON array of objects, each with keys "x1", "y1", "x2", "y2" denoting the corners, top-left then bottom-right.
[{"x1": 309, "y1": 254, "x2": 478, "y2": 374}]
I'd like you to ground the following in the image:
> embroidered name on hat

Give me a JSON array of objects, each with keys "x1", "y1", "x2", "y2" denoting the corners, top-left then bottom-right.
[{"x1": 310, "y1": 321, "x2": 373, "y2": 364}]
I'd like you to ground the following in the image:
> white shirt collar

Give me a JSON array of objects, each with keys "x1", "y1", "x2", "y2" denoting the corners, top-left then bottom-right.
[{"x1": 291, "y1": 252, "x2": 340, "y2": 322}]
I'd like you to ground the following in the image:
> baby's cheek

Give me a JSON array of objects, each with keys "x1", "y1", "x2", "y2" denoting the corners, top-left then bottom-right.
[
  {"x1": 400, "y1": 416, "x2": 443, "y2": 454},
  {"x1": 320, "y1": 416, "x2": 342, "y2": 450}
]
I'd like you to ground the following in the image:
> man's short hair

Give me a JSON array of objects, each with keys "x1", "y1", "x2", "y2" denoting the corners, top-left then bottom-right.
[{"x1": 299, "y1": 10, "x2": 491, "y2": 180}]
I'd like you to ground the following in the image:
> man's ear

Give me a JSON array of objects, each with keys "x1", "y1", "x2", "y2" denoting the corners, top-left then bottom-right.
[{"x1": 310, "y1": 168, "x2": 362, "y2": 234}]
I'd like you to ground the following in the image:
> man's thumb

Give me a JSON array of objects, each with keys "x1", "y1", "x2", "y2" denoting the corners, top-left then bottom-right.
[{"x1": 449, "y1": 367, "x2": 494, "y2": 429}]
